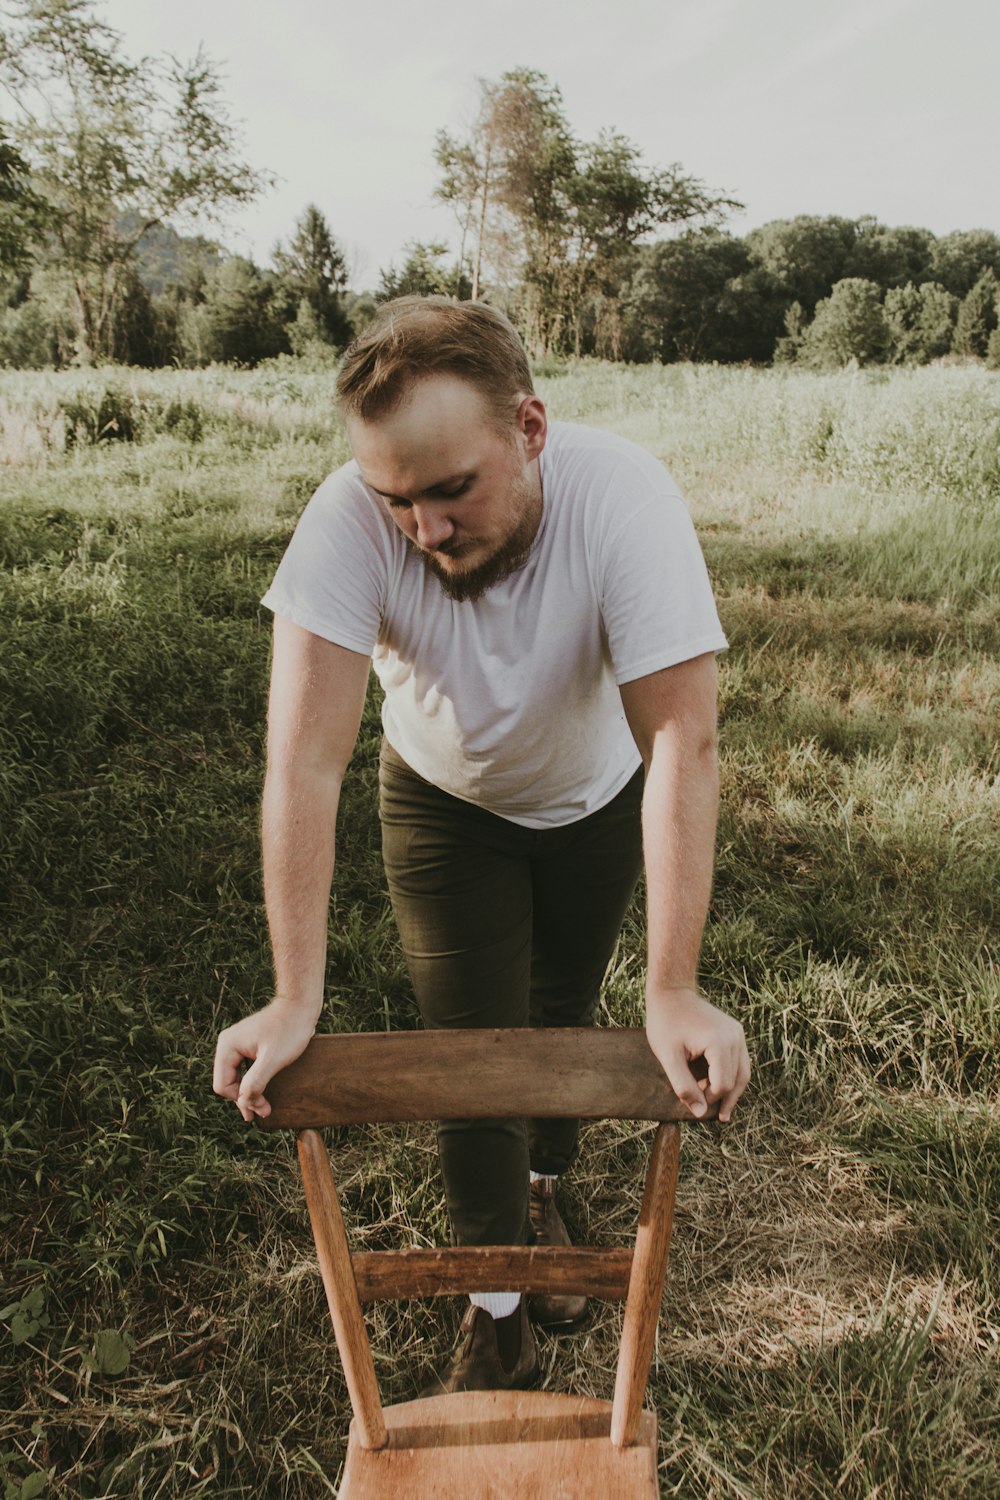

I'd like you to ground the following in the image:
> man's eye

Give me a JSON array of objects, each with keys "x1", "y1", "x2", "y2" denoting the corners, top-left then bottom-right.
[
  {"x1": 387, "y1": 497, "x2": 412, "y2": 510},
  {"x1": 437, "y1": 481, "x2": 470, "y2": 498}
]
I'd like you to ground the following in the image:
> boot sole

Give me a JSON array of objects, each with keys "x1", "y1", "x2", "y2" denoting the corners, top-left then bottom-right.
[{"x1": 527, "y1": 1298, "x2": 591, "y2": 1331}]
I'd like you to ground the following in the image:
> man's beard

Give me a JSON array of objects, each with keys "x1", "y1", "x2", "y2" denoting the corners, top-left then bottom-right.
[{"x1": 409, "y1": 486, "x2": 541, "y2": 603}]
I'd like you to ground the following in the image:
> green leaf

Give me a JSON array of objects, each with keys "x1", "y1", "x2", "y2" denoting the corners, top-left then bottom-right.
[
  {"x1": 19, "y1": 1473, "x2": 48, "y2": 1500},
  {"x1": 93, "y1": 1328, "x2": 131, "y2": 1375},
  {"x1": 10, "y1": 1311, "x2": 35, "y2": 1345}
]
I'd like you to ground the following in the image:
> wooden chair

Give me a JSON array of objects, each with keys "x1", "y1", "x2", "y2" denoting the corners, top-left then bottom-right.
[{"x1": 259, "y1": 1026, "x2": 714, "y2": 1498}]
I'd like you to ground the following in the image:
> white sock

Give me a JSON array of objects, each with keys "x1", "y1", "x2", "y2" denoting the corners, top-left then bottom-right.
[
  {"x1": 470, "y1": 1291, "x2": 521, "y2": 1319},
  {"x1": 468, "y1": 1177, "x2": 559, "y2": 1318}
]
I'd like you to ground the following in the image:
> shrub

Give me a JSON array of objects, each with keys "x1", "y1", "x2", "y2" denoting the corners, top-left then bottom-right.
[{"x1": 58, "y1": 383, "x2": 142, "y2": 446}]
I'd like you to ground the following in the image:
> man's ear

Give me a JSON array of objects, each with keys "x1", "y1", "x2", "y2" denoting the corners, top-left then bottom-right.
[{"x1": 515, "y1": 393, "x2": 547, "y2": 461}]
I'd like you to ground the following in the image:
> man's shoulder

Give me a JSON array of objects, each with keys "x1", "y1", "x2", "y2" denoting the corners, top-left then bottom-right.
[
  {"x1": 293, "y1": 457, "x2": 396, "y2": 539},
  {"x1": 543, "y1": 420, "x2": 683, "y2": 499},
  {"x1": 307, "y1": 455, "x2": 369, "y2": 508}
]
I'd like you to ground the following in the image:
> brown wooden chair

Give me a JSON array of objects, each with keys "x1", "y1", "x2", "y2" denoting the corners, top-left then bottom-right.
[{"x1": 258, "y1": 1026, "x2": 714, "y2": 1499}]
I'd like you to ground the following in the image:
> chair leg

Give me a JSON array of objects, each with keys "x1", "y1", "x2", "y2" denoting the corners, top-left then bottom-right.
[
  {"x1": 610, "y1": 1121, "x2": 680, "y2": 1447},
  {"x1": 298, "y1": 1129, "x2": 388, "y2": 1451}
]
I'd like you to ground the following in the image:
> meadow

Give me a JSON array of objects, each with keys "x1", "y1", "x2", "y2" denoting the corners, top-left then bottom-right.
[{"x1": 1, "y1": 358, "x2": 998, "y2": 1498}]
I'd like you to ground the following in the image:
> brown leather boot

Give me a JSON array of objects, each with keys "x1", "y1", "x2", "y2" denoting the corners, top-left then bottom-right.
[
  {"x1": 419, "y1": 1299, "x2": 539, "y2": 1397},
  {"x1": 527, "y1": 1177, "x2": 589, "y2": 1328}
]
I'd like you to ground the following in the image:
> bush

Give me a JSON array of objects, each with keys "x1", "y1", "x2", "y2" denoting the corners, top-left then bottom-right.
[{"x1": 58, "y1": 383, "x2": 142, "y2": 446}]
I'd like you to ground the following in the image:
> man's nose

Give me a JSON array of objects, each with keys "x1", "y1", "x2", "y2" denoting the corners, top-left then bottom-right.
[{"x1": 412, "y1": 505, "x2": 455, "y2": 551}]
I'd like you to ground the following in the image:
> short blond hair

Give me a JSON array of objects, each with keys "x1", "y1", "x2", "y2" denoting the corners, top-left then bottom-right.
[{"x1": 336, "y1": 296, "x2": 534, "y2": 430}]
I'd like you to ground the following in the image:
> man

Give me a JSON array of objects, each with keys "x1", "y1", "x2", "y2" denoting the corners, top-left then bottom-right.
[{"x1": 213, "y1": 295, "x2": 750, "y2": 1393}]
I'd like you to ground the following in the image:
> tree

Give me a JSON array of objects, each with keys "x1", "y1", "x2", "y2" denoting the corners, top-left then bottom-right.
[
  {"x1": 951, "y1": 268, "x2": 999, "y2": 357},
  {"x1": 562, "y1": 132, "x2": 738, "y2": 358},
  {"x1": 773, "y1": 300, "x2": 807, "y2": 365},
  {"x1": 797, "y1": 278, "x2": 889, "y2": 368},
  {"x1": 0, "y1": 289, "x2": 52, "y2": 364},
  {"x1": 0, "y1": 122, "x2": 48, "y2": 272},
  {"x1": 848, "y1": 220, "x2": 936, "y2": 290},
  {"x1": 435, "y1": 68, "x2": 738, "y2": 356},
  {"x1": 179, "y1": 256, "x2": 286, "y2": 366},
  {"x1": 884, "y1": 281, "x2": 957, "y2": 364},
  {"x1": 272, "y1": 204, "x2": 350, "y2": 346},
  {"x1": 436, "y1": 67, "x2": 576, "y2": 334},
  {"x1": 376, "y1": 241, "x2": 469, "y2": 302},
  {"x1": 0, "y1": 0, "x2": 269, "y2": 361},
  {"x1": 929, "y1": 229, "x2": 1000, "y2": 298},
  {"x1": 745, "y1": 216, "x2": 859, "y2": 317},
  {"x1": 621, "y1": 232, "x2": 762, "y2": 363}
]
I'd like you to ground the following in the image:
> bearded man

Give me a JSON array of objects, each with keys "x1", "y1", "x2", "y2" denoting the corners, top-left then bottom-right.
[{"x1": 213, "y1": 295, "x2": 750, "y2": 1392}]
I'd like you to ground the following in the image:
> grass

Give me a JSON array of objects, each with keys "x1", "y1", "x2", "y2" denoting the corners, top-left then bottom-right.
[{"x1": 1, "y1": 360, "x2": 998, "y2": 1497}]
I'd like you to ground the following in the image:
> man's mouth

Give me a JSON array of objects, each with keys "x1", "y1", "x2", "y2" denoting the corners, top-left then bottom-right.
[{"x1": 426, "y1": 538, "x2": 476, "y2": 562}]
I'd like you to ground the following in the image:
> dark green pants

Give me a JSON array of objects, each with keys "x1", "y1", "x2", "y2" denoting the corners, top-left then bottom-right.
[{"x1": 378, "y1": 739, "x2": 644, "y2": 1247}]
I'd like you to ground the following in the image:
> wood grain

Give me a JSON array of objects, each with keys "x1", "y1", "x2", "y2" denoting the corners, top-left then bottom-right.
[
  {"x1": 297, "y1": 1130, "x2": 387, "y2": 1452},
  {"x1": 338, "y1": 1389, "x2": 659, "y2": 1499},
  {"x1": 610, "y1": 1122, "x2": 681, "y2": 1448},
  {"x1": 258, "y1": 1027, "x2": 714, "y2": 1129},
  {"x1": 351, "y1": 1245, "x2": 633, "y2": 1302}
]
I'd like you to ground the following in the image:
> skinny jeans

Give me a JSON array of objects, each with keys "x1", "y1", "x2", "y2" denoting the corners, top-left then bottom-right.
[{"x1": 378, "y1": 739, "x2": 645, "y2": 1248}]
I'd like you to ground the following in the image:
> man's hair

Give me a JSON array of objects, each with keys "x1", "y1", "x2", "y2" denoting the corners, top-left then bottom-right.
[{"x1": 336, "y1": 296, "x2": 534, "y2": 430}]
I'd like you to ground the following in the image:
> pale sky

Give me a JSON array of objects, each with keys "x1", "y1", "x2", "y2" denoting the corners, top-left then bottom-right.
[{"x1": 98, "y1": 0, "x2": 999, "y2": 288}]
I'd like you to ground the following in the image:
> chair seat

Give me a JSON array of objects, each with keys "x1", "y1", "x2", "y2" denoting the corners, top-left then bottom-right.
[{"x1": 338, "y1": 1389, "x2": 659, "y2": 1499}]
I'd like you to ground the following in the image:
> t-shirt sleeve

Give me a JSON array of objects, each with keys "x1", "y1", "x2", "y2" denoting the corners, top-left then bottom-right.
[
  {"x1": 260, "y1": 468, "x2": 390, "y2": 656},
  {"x1": 595, "y1": 459, "x2": 728, "y2": 685}
]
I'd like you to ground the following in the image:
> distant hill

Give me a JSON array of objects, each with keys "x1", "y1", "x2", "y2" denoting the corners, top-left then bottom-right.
[{"x1": 120, "y1": 215, "x2": 225, "y2": 296}]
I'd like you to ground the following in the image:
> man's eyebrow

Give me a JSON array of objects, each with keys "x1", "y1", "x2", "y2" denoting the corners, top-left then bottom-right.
[{"x1": 368, "y1": 473, "x2": 469, "y2": 501}]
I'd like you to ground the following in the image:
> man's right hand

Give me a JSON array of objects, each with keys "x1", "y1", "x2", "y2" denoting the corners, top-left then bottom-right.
[{"x1": 212, "y1": 997, "x2": 320, "y2": 1122}]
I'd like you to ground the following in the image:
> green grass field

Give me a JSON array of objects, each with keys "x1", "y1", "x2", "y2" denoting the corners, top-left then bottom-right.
[{"x1": 2, "y1": 360, "x2": 998, "y2": 1498}]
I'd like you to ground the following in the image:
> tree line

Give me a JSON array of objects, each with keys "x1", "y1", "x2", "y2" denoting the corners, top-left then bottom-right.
[{"x1": 2, "y1": 2, "x2": 998, "y2": 371}]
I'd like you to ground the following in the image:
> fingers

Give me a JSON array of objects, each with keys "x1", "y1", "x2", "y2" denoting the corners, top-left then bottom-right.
[
  {"x1": 237, "y1": 1060, "x2": 274, "y2": 1122},
  {"x1": 213, "y1": 1004, "x2": 319, "y2": 1124},
  {"x1": 212, "y1": 1025, "x2": 275, "y2": 1123},
  {"x1": 714, "y1": 1052, "x2": 751, "y2": 1123},
  {"x1": 212, "y1": 1033, "x2": 246, "y2": 1103},
  {"x1": 661, "y1": 1050, "x2": 712, "y2": 1118},
  {"x1": 657, "y1": 1022, "x2": 750, "y2": 1123},
  {"x1": 706, "y1": 1037, "x2": 751, "y2": 1123}
]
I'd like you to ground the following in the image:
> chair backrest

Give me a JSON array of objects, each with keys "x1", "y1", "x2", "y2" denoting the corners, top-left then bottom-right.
[{"x1": 259, "y1": 1027, "x2": 711, "y2": 1452}]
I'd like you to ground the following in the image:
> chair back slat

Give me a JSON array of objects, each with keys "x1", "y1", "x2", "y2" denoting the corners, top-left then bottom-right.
[
  {"x1": 351, "y1": 1245, "x2": 634, "y2": 1302},
  {"x1": 259, "y1": 1027, "x2": 708, "y2": 1128}
]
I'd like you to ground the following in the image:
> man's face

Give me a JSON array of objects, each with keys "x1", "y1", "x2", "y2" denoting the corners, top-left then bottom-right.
[{"x1": 346, "y1": 374, "x2": 547, "y2": 602}]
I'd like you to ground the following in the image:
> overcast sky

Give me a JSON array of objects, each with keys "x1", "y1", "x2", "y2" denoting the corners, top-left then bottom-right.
[{"x1": 99, "y1": 0, "x2": 998, "y2": 288}]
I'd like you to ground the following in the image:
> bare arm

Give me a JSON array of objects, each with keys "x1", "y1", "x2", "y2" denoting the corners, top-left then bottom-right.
[
  {"x1": 213, "y1": 615, "x2": 371, "y2": 1120},
  {"x1": 620, "y1": 652, "x2": 750, "y2": 1121}
]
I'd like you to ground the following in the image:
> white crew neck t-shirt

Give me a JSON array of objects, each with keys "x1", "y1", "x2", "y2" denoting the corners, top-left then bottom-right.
[{"x1": 262, "y1": 420, "x2": 727, "y2": 829}]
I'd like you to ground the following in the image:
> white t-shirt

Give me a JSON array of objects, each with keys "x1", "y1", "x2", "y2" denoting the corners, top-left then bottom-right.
[{"x1": 262, "y1": 421, "x2": 727, "y2": 829}]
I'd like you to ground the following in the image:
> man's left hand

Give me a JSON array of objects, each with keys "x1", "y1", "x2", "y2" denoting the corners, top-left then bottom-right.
[{"x1": 645, "y1": 984, "x2": 750, "y2": 1122}]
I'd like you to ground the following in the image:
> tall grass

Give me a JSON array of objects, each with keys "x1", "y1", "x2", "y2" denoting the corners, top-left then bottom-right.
[{"x1": 2, "y1": 362, "x2": 998, "y2": 1497}]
